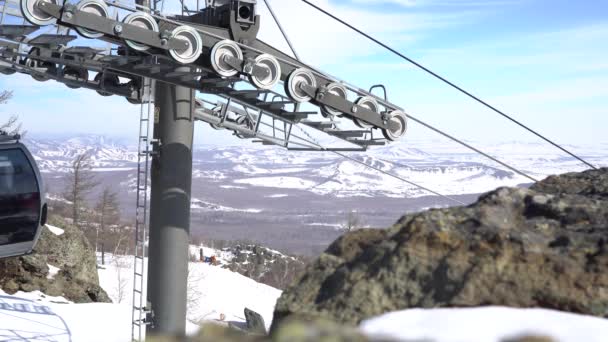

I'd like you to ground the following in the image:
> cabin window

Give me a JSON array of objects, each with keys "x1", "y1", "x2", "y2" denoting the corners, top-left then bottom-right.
[{"x1": 0, "y1": 148, "x2": 40, "y2": 246}]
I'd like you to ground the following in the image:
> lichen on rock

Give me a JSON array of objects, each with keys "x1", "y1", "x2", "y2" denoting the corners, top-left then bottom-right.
[
  {"x1": 0, "y1": 217, "x2": 110, "y2": 303},
  {"x1": 273, "y1": 168, "x2": 608, "y2": 328}
]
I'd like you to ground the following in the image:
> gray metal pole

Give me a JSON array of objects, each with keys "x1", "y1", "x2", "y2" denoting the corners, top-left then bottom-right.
[{"x1": 146, "y1": 72, "x2": 195, "y2": 338}]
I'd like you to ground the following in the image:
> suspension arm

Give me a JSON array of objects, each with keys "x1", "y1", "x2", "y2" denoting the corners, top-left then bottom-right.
[
  {"x1": 37, "y1": 1, "x2": 188, "y2": 50},
  {"x1": 300, "y1": 84, "x2": 390, "y2": 129}
]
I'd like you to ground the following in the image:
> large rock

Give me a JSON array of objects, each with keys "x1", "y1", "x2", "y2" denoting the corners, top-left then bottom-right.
[
  {"x1": 273, "y1": 168, "x2": 608, "y2": 327},
  {"x1": 0, "y1": 217, "x2": 110, "y2": 303}
]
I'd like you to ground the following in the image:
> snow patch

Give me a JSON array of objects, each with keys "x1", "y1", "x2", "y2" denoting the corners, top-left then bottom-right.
[
  {"x1": 47, "y1": 264, "x2": 61, "y2": 280},
  {"x1": 46, "y1": 224, "x2": 65, "y2": 236},
  {"x1": 235, "y1": 176, "x2": 316, "y2": 190},
  {"x1": 266, "y1": 194, "x2": 288, "y2": 198},
  {"x1": 191, "y1": 199, "x2": 262, "y2": 213},
  {"x1": 360, "y1": 307, "x2": 608, "y2": 342}
]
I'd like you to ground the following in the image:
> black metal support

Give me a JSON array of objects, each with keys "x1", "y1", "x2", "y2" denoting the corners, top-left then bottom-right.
[{"x1": 147, "y1": 72, "x2": 194, "y2": 339}]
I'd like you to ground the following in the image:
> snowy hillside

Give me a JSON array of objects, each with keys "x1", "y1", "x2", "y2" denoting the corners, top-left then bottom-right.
[
  {"x1": 2, "y1": 270, "x2": 608, "y2": 341},
  {"x1": 23, "y1": 135, "x2": 608, "y2": 198},
  {"x1": 97, "y1": 250, "x2": 282, "y2": 333},
  {"x1": 27, "y1": 135, "x2": 608, "y2": 255},
  {"x1": 1, "y1": 229, "x2": 607, "y2": 342}
]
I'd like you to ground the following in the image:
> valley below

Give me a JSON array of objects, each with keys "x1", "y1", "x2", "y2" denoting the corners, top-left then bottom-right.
[{"x1": 28, "y1": 134, "x2": 607, "y2": 256}]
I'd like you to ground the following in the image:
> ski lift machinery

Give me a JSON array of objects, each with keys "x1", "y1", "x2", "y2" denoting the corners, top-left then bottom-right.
[
  {"x1": 0, "y1": 132, "x2": 47, "y2": 259},
  {"x1": 0, "y1": 0, "x2": 409, "y2": 337},
  {"x1": 0, "y1": 0, "x2": 408, "y2": 148}
]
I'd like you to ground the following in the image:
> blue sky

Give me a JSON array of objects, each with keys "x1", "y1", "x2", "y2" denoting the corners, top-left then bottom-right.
[{"x1": 0, "y1": 0, "x2": 606, "y2": 148}]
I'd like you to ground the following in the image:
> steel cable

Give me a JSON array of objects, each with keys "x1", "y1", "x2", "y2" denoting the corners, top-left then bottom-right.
[{"x1": 299, "y1": 0, "x2": 596, "y2": 170}]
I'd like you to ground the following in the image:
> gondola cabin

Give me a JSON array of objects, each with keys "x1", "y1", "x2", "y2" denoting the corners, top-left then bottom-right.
[{"x1": 0, "y1": 133, "x2": 47, "y2": 259}]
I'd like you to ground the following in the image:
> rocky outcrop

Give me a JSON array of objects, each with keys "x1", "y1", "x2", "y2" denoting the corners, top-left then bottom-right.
[
  {"x1": 0, "y1": 217, "x2": 110, "y2": 303},
  {"x1": 273, "y1": 168, "x2": 608, "y2": 327},
  {"x1": 222, "y1": 244, "x2": 306, "y2": 290}
]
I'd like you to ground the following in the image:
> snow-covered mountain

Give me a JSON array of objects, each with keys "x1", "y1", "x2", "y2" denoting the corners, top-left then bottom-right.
[
  {"x1": 25, "y1": 134, "x2": 606, "y2": 255},
  {"x1": 23, "y1": 134, "x2": 607, "y2": 198}
]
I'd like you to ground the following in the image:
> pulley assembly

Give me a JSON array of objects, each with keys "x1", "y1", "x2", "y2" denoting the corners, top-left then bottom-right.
[{"x1": 1, "y1": 0, "x2": 409, "y2": 151}]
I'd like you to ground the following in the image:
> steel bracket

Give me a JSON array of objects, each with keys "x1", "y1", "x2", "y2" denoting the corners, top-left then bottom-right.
[
  {"x1": 300, "y1": 84, "x2": 389, "y2": 129},
  {"x1": 38, "y1": 2, "x2": 188, "y2": 51},
  {"x1": 223, "y1": 55, "x2": 270, "y2": 79}
]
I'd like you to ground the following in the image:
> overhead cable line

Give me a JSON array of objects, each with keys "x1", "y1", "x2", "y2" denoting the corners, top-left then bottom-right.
[
  {"x1": 299, "y1": 0, "x2": 597, "y2": 170},
  {"x1": 406, "y1": 113, "x2": 538, "y2": 182},
  {"x1": 237, "y1": 113, "x2": 465, "y2": 204},
  {"x1": 261, "y1": 0, "x2": 536, "y2": 184},
  {"x1": 261, "y1": 1, "x2": 464, "y2": 201},
  {"x1": 292, "y1": 125, "x2": 468, "y2": 205},
  {"x1": 262, "y1": 0, "x2": 301, "y2": 60}
]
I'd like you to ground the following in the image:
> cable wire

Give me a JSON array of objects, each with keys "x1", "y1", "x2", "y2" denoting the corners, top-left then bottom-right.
[
  {"x1": 406, "y1": 113, "x2": 538, "y2": 182},
  {"x1": 257, "y1": 1, "x2": 528, "y2": 198},
  {"x1": 293, "y1": 125, "x2": 468, "y2": 205},
  {"x1": 262, "y1": 0, "x2": 301, "y2": 60},
  {"x1": 299, "y1": 0, "x2": 596, "y2": 170}
]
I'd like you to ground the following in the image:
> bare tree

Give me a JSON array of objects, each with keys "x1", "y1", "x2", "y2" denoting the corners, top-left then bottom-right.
[
  {"x1": 186, "y1": 264, "x2": 204, "y2": 323},
  {"x1": 340, "y1": 211, "x2": 362, "y2": 232},
  {"x1": 0, "y1": 90, "x2": 12, "y2": 104},
  {"x1": 112, "y1": 255, "x2": 130, "y2": 303},
  {"x1": 95, "y1": 186, "x2": 120, "y2": 253},
  {"x1": 64, "y1": 152, "x2": 98, "y2": 229},
  {"x1": 111, "y1": 232, "x2": 130, "y2": 303},
  {"x1": 0, "y1": 91, "x2": 26, "y2": 137}
]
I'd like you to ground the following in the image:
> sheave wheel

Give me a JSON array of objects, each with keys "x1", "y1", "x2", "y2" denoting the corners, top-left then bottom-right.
[
  {"x1": 248, "y1": 54, "x2": 281, "y2": 90},
  {"x1": 94, "y1": 72, "x2": 120, "y2": 96},
  {"x1": 285, "y1": 68, "x2": 316, "y2": 103},
  {"x1": 24, "y1": 47, "x2": 56, "y2": 82},
  {"x1": 353, "y1": 96, "x2": 379, "y2": 129},
  {"x1": 381, "y1": 110, "x2": 408, "y2": 141},
  {"x1": 123, "y1": 12, "x2": 159, "y2": 51},
  {"x1": 74, "y1": 0, "x2": 109, "y2": 39},
  {"x1": 21, "y1": 0, "x2": 58, "y2": 26},
  {"x1": 210, "y1": 39, "x2": 243, "y2": 78},
  {"x1": 168, "y1": 25, "x2": 203, "y2": 64},
  {"x1": 321, "y1": 82, "x2": 348, "y2": 118},
  {"x1": 62, "y1": 66, "x2": 89, "y2": 89},
  {"x1": 234, "y1": 115, "x2": 254, "y2": 138}
]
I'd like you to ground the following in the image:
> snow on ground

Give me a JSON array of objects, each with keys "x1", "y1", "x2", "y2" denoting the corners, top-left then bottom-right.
[
  {"x1": 46, "y1": 264, "x2": 61, "y2": 280},
  {"x1": 45, "y1": 224, "x2": 65, "y2": 236},
  {"x1": 3, "y1": 244, "x2": 608, "y2": 341},
  {"x1": 360, "y1": 307, "x2": 608, "y2": 342},
  {"x1": 97, "y1": 251, "x2": 281, "y2": 332},
  {"x1": 190, "y1": 198, "x2": 262, "y2": 213},
  {"x1": 0, "y1": 289, "x2": 129, "y2": 342},
  {"x1": 265, "y1": 194, "x2": 289, "y2": 198},
  {"x1": 234, "y1": 176, "x2": 317, "y2": 190}
]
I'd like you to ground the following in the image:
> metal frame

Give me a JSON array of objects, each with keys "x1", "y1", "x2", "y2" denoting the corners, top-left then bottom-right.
[{"x1": 24, "y1": 0, "x2": 401, "y2": 131}]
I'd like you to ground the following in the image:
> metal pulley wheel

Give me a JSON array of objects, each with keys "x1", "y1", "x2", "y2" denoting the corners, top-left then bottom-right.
[
  {"x1": 74, "y1": 0, "x2": 109, "y2": 39},
  {"x1": 210, "y1": 39, "x2": 243, "y2": 77},
  {"x1": 168, "y1": 25, "x2": 203, "y2": 64},
  {"x1": 62, "y1": 66, "x2": 89, "y2": 89},
  {"x1": 249, "y1": 54, "x2": 281, "y2": 90},
  {"x1": 234, "y1": 115, "x2": 254, "y2": 138},
  {"x1": 285, "y1": 68, "x2": 316, "y2": 103},
  {"x1": 0, "y1": 68, "x2": 16, "y2": 75},
  {"x1": 24, "y1": 47, "x2": 55, "y2": 82},
  {"x1": 381, "y1": 110, "x2": 408, "y2": 141},
  {"x1": 0, "y1": 60, "x2": 16, "y2": 75},
  {"x1": 353, "y1": 96, "x2": 379, "y2": 129},
  {"x1": 125, "y1": 79, "x2": 141, "y2": 104},
  {"x1": 321, "y1": 82, "x2": 348, "y2": 118},
  {"x1": 122, "y1": 12, "x2": 159, "y2": 51},
  {"x1": 21, "y1": 0, "x2": 58, "y2": 26},
  {"x1": 94, "y1": 72, "x2": 120, "y2": 96}
]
